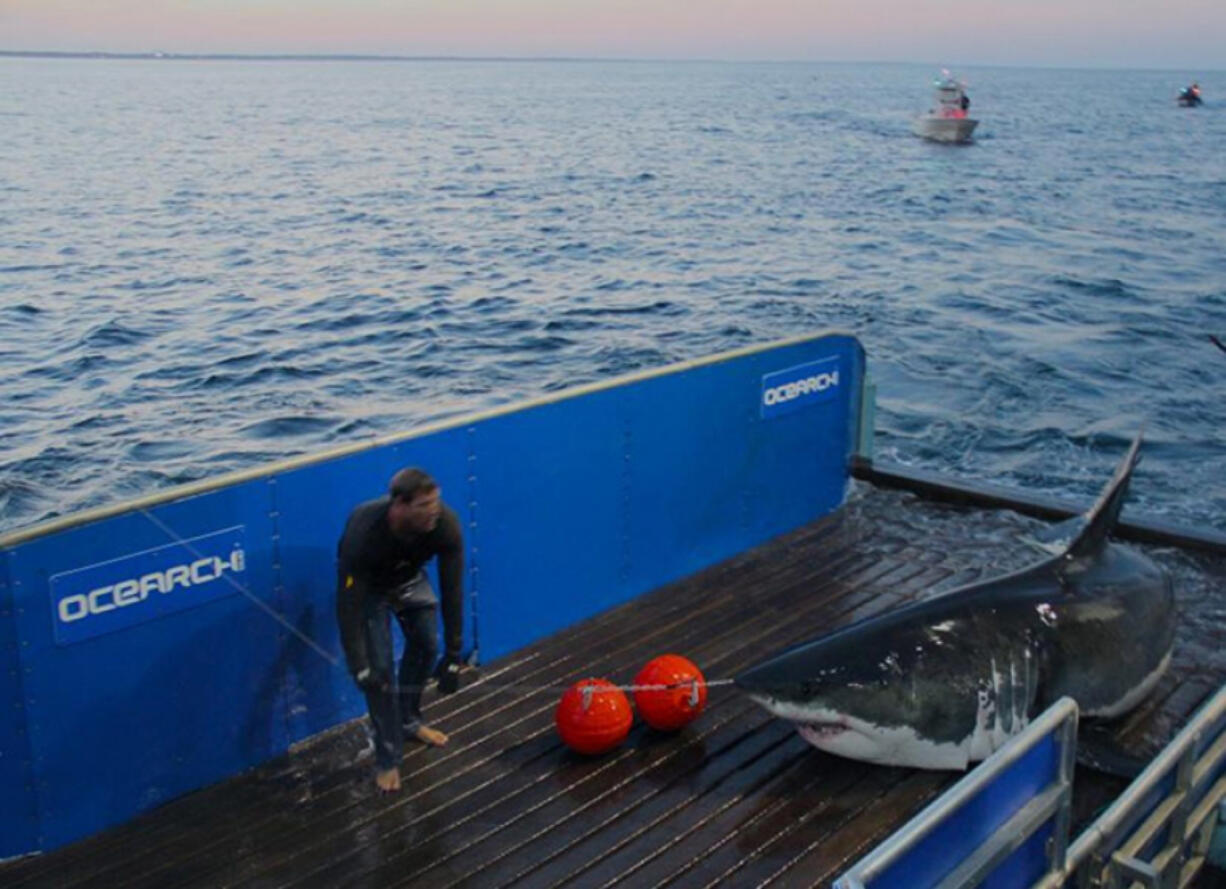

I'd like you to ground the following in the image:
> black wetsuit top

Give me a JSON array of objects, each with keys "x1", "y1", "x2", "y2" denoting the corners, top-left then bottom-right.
[{"x1": 336, "y1": 497, "x2": 463, "y2": 679}]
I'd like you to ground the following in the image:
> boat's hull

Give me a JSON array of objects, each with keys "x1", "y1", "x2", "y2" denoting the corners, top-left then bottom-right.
[{"x1": 913, "y1": 116, "x2": 978, "y2": 143}]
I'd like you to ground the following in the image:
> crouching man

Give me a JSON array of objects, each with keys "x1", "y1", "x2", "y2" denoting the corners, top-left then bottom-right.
[{"x1": 336, "y1": 467, "x2": 464, "y2": 792}]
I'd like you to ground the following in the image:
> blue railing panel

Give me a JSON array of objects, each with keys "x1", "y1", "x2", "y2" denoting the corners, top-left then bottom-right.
[
  {"x1": 1117, "y1": 768, "x2": 1178, "y2": 863},
  {"x1": 7, "y1": 482, "x2": 282, "y2": 850},
  {"x1": 1121, "y1": 703, "x2": 1226, "y2": 867},
  {"x1": 866, "y1": 736, "x2": 1060, "y2": 889},
  {"x1": 982, "y1": 822, "x2": 1055, "y2": 889},
  {"x1": 0, "y1": 551, "x2": 38, "y2": 860},
  {"x1": 621, "y1": 340, "x2": 858, "y2": 598},
  {"x1": 466, "y1": 398, "x2": 626, "y2": 664}
]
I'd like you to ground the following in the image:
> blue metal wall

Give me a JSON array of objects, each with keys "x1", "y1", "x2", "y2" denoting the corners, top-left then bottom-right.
[
  {"x1": 5, "y1": 482, "x2": 284, "y2": 854},
  {"x1": 0, "y1": 332, "x2": 863, "y2": 857},
  {"x1": 1, "y1": 550, "x2": 39, "y2": 858}
]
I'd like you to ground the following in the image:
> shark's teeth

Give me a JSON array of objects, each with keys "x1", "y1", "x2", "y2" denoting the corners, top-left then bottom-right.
[{"x1": 796, "y1": 723, "x2": 848, "y2": 746}]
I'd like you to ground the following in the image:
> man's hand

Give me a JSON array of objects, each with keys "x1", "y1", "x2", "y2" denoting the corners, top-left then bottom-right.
[
  {"x1": 434, "y1": 654, "x2": 462, "y2": 695},
  {"x1": 354, "y1": 668, "x2": 389, "y2": 693}
]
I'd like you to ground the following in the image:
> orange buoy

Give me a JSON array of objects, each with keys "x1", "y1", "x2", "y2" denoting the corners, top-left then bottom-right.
[
  {"x1": 633, "y1": 654, "x2": 708, "y2": 731},
  {"x1": 555, "y1": 678, "x2": 633, "y2": 755}
]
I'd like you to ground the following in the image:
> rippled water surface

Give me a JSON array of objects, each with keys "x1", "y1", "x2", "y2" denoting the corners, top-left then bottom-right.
[{"x1": 2, "y1": 58, "x2": 1224, "y2": 534}]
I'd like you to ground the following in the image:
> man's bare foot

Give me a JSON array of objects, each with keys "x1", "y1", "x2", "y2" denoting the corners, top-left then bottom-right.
[
  {"x1": 375, "y1": 767, "x2": 401, "y2": 792},
  {"x1": 413, "y1": 725, "x2": 449, "y2": 747}
]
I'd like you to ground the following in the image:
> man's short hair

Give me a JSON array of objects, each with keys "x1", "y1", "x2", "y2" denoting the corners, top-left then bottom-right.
[{"x1": 389, "y1": 467, "x2": 438, "y2": 503}]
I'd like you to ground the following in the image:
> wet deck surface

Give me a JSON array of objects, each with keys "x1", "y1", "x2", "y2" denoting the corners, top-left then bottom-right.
[{"x1": 4, "y1": 483, "x2": 1224, "y2": 888}]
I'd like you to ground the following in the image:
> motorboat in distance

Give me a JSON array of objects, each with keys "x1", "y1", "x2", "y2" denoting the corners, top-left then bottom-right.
[{"x1": 913, "y1": 73, "x2": 978, "y2": 143}]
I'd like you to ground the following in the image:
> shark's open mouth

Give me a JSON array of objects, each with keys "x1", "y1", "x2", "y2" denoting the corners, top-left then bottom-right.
[{"x1": 795, "y1": 720, "x2": 851, "y2": 747}]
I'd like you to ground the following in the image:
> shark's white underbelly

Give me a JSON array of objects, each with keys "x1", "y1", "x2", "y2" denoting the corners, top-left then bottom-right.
[{"x1": 797, "y1": 721, "x2": 973, "y2": 770}]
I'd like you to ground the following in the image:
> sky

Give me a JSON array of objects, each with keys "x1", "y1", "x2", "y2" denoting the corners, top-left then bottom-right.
[{"x1": 2, "y1": 0, "x2": 1224, "y2": 69}]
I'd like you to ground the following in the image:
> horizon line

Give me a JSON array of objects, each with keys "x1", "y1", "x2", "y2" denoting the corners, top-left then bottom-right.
[{"x1": 0, "y1": 49, "x2": 1218, "y2": 74}]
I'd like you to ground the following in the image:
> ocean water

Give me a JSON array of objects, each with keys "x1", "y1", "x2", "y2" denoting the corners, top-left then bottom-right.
[{"x1": 2, "y1": 57, "x2": 1224, "y2": 535}]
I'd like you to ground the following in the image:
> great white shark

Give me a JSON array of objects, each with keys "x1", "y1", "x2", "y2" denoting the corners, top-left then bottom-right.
[{"x1": 736, "y1": 433, "x2": 1175, "y2": 770}]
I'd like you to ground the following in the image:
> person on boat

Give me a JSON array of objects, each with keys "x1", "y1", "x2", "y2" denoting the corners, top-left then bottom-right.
[
  {"x1": 948, "y1": 90, "x2": 970, "y2": 119},
  {"x1": 1179, "y1": 83, "x2": 1202, "y2": 105},
  {"x1": 336, "y1": 467, "x2": 465, "y2": 792}
]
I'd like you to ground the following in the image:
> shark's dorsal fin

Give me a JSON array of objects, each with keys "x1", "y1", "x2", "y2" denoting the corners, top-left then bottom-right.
[{"x1": 1062, "y1": 430, "x2": 1143, "y2": 560}]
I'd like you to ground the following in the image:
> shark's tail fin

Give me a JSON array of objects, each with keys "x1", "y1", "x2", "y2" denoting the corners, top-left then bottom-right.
[{"x1": 1063, "y1": 430, "x2": 1143, "y2": 560}]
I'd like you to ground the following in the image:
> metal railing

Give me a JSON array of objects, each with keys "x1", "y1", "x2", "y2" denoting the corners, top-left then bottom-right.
[
  {"x1": 834, "y1": 697, "x2": 1079, "y2": 889},
  {"x1": 1040, "y1": 684, "x2": 1226, "y2": 889},
  {"x1": 834, "y1": 683, "x2": 1226, "y2": 889}
]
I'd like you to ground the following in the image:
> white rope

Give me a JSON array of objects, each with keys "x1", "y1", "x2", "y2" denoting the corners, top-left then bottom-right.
[
  {"x1": 139, "y1": 508, "x2": 341, "y2": 667},
  {"x1": 374, "y1": 677, "x2": 735, "y2": 696}
]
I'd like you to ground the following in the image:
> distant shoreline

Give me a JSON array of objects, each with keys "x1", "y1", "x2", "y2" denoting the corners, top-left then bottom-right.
[
  {"x1": 0, "y1": 50, "x2": 616, "y2": 63},
  {"x1": 0, "y1": 49, "x2": 1218, "y2": 72}
]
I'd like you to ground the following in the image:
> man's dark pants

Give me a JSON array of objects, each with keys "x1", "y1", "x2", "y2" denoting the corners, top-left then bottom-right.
[{"x1": 361, "y1": 600, "x2": 439, "y2": 771}]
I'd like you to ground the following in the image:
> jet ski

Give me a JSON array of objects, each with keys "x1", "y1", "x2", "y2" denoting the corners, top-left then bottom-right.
[{"x1": 1178, "y1": 84, "x2": 1203, "y2": 107}]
